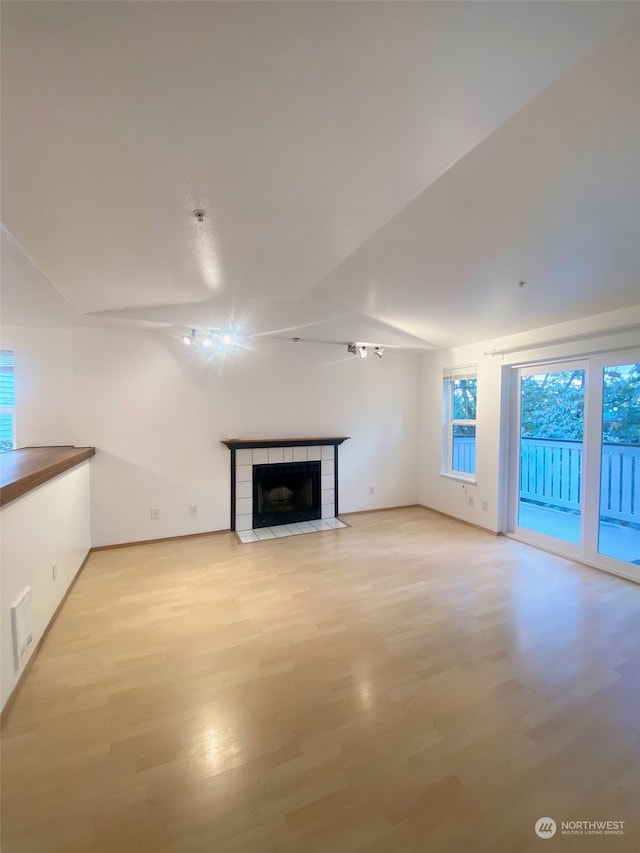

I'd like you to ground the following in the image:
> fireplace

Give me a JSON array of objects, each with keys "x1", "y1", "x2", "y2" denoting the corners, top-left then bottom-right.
[
  {"x1": 253, "y1": 462, "x2": 320, "y2": 528},
  {"x1": 221, "y1": 437, "x2": 349, "y2": 532}
]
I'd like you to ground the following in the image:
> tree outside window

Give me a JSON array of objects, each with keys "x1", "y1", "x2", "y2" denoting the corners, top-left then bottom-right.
[{"x1": 443, "y1": 367, "x2": 477, "y2": 477}]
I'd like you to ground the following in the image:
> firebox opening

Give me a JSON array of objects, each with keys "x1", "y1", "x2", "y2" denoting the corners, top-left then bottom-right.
[{"x1": 253, "y1": 462, "x2": 321, "y2": 529}]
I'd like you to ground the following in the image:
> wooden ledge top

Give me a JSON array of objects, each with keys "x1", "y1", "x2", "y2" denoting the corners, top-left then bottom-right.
[
  {"x1": 0, "y1": 446, "x2": 95, "y2": 507},
  {"x1": 222, "y1": 437, "x2": 350, "y2": 450}
]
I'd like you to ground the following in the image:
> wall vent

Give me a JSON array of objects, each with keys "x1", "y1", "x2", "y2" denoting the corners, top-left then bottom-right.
[{"x1": 11, "y1": 587, "x2": 33, "y2": 671}]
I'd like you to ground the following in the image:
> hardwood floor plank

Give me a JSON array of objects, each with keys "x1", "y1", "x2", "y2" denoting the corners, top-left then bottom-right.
[{"x1": 2, "y1": 507, "x2": 639, "y2": 852}]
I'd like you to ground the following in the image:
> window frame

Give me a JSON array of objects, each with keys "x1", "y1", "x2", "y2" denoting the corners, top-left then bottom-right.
[{"x1": 441, "y1": 365, "x2": 478, "y2": 482}]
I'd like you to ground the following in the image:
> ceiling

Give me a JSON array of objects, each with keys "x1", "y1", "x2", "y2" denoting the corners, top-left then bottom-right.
[{"x1": 2, "y1": 2, "x2": 639, "y2": 349}]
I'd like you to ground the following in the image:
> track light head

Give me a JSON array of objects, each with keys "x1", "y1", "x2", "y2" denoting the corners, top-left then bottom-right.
[
  {"x1": 183, "y1": 329, "x2": 196, "y2": 346},
  {"x1": 373, "y1": 347, "x2": 384, "y2": 359},
  {"x1": 347, "y1": 343, "x2": 368, "y2": 358}
]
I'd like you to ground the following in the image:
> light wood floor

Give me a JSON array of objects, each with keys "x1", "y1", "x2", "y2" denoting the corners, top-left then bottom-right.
[{"x1": 2, "y1": 508, "x2": 639, "y2": 853}]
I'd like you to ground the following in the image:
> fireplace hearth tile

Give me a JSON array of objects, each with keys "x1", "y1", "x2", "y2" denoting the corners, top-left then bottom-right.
[
  {"x1": 282, "y1": 447, "x2": 293, "y2": 463},
  {"x1": 255, "y1": 528, "x2": 276, "y2": 540},
  {"x1": 307, "y1": 447, "x2": 322, "y2": 461},
  {"x1": 292, "y1": 446, "x2": 308, "y2": 462},
  {"x1": 253, "y1": 448, "x2": 269, "y2": 465},
  {"x1": 237, "y1": 530, "x2": 259, "y2": 543},
  {"x1": 321, "y1": 446, "x2": 335, "y2": 460},
  {"x1": 268, "y1": 447, "x2": 284, "y2": 464},
  {"x1": 235, "y1": 518, "x2": 346, "y2": 544}
]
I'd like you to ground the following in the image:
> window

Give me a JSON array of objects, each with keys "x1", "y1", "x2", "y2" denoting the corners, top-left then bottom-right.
[
  {"x1": 0, "y1": 350, "x2": 16, "y2": 452},
  {"x1": 442, "y1": 366, "x2": 477, "y2": 478}
]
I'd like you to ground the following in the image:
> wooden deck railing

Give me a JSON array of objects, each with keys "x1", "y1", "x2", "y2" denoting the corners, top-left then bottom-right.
[{"x1": 519, "y1": 438, "x2": 639, "y2": 525}]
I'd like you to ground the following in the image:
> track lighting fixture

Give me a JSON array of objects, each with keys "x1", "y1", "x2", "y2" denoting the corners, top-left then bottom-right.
[
  {"x1": 180, "y1": 327, "x2": 240, "y2": 350},
  {"x1": 348, "y1": 343, "x2": 366, "y2": 358},
  {"x1": 347, "y1": 343, "x2": 384, "y2": 358}
]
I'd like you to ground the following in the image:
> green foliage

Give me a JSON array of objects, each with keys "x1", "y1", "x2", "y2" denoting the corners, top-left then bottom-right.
[
  {"x1": 521, "y1": 364, "x2": 640, "y2": 444},
  {"x1": 602, "y1": 363, "x2": 640, "y2": 444},
  {"x1": 521, "y1": 370, "x2": 585, "y2": 440},
  {"x1": 452, "y1": 379, "x2": 477, "y2": 420}
]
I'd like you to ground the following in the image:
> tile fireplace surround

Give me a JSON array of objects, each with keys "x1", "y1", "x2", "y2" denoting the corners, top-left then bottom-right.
[{"x1": 222, "y1": 437, "x2": 349, "y2": 534}]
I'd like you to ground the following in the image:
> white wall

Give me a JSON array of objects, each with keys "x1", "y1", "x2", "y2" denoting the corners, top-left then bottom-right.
[
  {"x1": 1, "y1": 462, "x2": 91, "y2": 710},
  {"x1": 420, "y1": 348, "x2": 504, "y2": 532},
  {"x1": 419, "y1": 306, "x2": 640, "y2": 532},
  {"x1": 73, "y1": 326, "x2": 420, "y2": 546},
  {"x1": 0, "y1": 230, "x2": 91, "y2": 712},
  {"x1": 1, "y1": 325, "x2": 74, "y2": 447},
  {"x1": 0, "y1": 227, "x2": 77, "y2": 448}
]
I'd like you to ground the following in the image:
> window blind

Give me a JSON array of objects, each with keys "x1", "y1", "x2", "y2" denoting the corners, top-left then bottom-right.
[{"x1": 443, "y1": 365, "x2": 477, "y2": 382}]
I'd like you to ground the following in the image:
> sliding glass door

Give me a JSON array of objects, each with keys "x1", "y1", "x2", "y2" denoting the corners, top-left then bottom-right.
[
  {"x1": 514, "y1": 363, "x2": 586, "y2": 554},
  {"x1": 510, "y1": 352, "x2": 640, "y2": 579}
]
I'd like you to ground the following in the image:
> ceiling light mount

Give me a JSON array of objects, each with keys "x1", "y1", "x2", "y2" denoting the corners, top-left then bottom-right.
[{"x1": 193, "y1": 209, "x2": 207, "y2": 223}]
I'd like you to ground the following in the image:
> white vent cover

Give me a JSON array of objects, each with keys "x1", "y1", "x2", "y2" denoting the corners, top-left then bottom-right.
[{"x1": 12, "y1": 587, "x2": 33, "y2": 671}]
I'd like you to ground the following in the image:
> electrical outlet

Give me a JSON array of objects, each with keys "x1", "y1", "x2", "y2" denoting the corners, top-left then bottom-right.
[
  {"x1": 150, "y1": 508, "x2": 160, "y2": 520},
  {"x1": 52, "y1": 561, "x2": 57, "y2": 581},
  {"x1": 369, "y1": 486, "x2": 375, "y2": 495},
  {"x1": 482, "y1": 501, "x2": 489, "y2": 511},
  {"x1": 189, "y1": 504, "x2": 198, "y2": 517}
]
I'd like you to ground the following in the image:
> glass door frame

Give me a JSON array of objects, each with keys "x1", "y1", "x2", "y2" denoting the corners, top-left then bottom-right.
[
  {"x1": 507, "y1": 358, "x2": 589, "y2": 561},
  {"x1": 507, "y1": 350, "x2": 640, "y2": 583},
  {"x1": 583, "y1": 350, "x2": 640, "y2": 581}
]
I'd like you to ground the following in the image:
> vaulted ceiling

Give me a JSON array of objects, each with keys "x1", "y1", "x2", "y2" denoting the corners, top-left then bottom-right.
[{"x1": 2, "y1": 2, "x2": 639, "y2": 349}]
